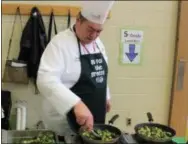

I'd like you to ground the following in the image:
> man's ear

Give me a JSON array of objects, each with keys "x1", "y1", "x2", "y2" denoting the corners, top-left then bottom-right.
[
  {"x1": 76, "y1": 14, "x2": 81, "y2": 22},
  {"x1": 76, "y1": 17, "x2": 81, "y2": 25}
]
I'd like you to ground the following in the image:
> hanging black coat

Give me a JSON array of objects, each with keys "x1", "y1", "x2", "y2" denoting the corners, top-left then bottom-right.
[{"x1": 18, "y1": 7, "x2": 47, "y2": 83}]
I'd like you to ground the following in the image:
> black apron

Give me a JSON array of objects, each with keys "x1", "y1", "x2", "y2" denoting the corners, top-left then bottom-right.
[{"x1": 67, "y1": 26, "x2": 108, "y2": 132}]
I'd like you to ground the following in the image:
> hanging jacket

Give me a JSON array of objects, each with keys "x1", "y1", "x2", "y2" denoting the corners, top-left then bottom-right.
[{"x1": 18, "y1": 7, "x2": 47, "y2": 84}]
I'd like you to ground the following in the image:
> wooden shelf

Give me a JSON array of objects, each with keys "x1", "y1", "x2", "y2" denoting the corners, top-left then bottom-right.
[
  {"x1": 2, "y1": 3, "x2": 81, "y2": 17},
  {"x1": 2, "y1": 3, "x2": 111, "y2": 18}
]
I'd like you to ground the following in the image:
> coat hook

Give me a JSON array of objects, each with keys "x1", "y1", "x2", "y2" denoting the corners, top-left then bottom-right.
[
  {"x1": 16, "y1": 6, "x2": 20, "y2": 12},
  {"x1": 15, "y1": 6, "x2": 21, "y2": 15},
  {"x1": 50, "y1": 7, "x2": 54, "y2": 14},
  {"x1": 68, "y1": 8, "x2": 71, "y2": 15}
]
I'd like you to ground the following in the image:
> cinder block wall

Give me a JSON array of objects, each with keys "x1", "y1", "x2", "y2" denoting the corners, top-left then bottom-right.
[{"x1": 2, "y1": 1, "x2": 178, "y2": 132}]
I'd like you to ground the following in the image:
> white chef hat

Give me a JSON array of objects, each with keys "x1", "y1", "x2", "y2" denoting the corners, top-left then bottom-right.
[{"x1": 81, "y1": 1, "x2": 115, "y2": 24}]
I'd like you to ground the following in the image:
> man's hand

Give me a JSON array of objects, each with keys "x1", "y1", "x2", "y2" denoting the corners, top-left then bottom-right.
[
  {"x1": 106, "y1": 100, "x2": 111, "y2": 112},
  {"x1": 74, "y1": 101, "x2": 93, "y2": 131}
]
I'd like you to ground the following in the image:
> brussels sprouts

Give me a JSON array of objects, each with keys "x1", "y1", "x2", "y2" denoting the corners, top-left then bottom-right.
[
  {"x1": 82, "y1": 129, "x2": 117, "y2": 142},
  {"x1": 138, "y1": 126, "x2": 173, "y2": 141}
]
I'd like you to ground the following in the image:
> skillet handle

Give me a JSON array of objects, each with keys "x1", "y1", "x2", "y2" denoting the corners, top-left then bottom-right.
[
  {"x1": 108, "y1": 114, "x2": 119, "y2": 125},
  {"x1": 147, "y1": 112, "x2": 154, "y2": 123}
]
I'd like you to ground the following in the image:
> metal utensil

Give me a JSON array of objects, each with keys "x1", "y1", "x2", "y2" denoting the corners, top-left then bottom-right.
[
  {"x1": 90, "y1": 114, "x2": 120, "y2": 139},
  {"x1": 90, "y1": 129, "x2": 102, "y2": 140}
]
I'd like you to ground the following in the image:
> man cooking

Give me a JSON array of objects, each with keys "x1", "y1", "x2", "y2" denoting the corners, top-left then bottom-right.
[{"x1": 37, "y1": 1, "x2": 115, "y2": 136}]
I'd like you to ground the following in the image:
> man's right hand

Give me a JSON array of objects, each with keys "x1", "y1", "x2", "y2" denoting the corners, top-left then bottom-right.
[{"x1": 74, "y1": 100, "x2": 93, "y2": 131}]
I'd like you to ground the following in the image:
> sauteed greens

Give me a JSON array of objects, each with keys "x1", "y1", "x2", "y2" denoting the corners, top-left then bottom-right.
[
  {"x1": 18, "y1": 132, "x2": 56, "y2": 144},
  {"x1": 82, "y1": 129, "x2": 117, "y2": 141},
  {"x1": 138, "y1": 126, "x2": 173, "y2": 140}
]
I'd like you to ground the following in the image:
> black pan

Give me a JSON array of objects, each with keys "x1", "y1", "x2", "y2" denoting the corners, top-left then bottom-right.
[
  {"x1": 134, "y1": 112, "x2": 176, "y2": 143},
  {"x1": 79, "y1": 114, "x2": 122, "y2": 144}
]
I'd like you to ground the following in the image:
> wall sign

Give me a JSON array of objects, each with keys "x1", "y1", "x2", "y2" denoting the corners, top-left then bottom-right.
[{"x1": 119, "y1": 28, "x2": 144, "y2": 65}]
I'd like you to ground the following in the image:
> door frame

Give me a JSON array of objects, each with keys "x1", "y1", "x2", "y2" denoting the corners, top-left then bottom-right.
[
  {"x1": 168, "y1": 0, "x2": 188, "y2": 136},
  {"x1": 168, "y1": 1, "x2": 181, "y2": 124}
]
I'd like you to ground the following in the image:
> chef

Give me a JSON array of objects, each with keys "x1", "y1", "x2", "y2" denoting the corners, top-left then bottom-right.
[{"x1": 37, "y1": 1, "x2": 115, "y2": 136}]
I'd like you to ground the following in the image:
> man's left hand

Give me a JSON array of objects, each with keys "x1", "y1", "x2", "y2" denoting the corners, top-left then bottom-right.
[{"x1": 106, "y1": 100, "x2": 111, "y2": 112}]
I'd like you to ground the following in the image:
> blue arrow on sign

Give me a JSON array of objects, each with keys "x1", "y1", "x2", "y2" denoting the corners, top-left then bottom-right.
[{"x1": 125, "y1": 44, "x2": 138, "y2": 62}]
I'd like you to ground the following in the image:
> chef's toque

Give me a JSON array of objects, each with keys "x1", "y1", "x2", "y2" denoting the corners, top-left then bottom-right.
[{"x1": 81, "y1": 1, "x2": 115, "y2": 24}]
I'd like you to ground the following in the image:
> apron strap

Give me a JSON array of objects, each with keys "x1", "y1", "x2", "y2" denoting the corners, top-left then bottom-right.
[{"x1": 71, "y1": 25, "x2": 82, "y2": 55}]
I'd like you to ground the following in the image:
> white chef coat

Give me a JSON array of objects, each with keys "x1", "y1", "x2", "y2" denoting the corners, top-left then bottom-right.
[{"x1": 37, "y1": 25, "x2": 111, "y2": 135}]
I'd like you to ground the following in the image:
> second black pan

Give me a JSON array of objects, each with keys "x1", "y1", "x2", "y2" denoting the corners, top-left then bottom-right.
[{"x1": 134, "y1": 112, "x2": 176, "y2": 143}]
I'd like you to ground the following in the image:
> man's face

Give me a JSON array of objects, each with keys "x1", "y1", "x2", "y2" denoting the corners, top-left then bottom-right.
[{"x1": 77, "y1": 19, "x2": 103, "y2": 44}]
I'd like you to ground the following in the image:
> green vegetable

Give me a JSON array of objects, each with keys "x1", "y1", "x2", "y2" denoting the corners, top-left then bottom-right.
[
  {"x1": 138, "y1": 126, "x2": 173, "y2": 141},
  {"x1": 82, "y1": 129, "x2": 117, "y2": 142},
  {"x1": 18, "y1": 132, "x2": 56, "y2": 144}
]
